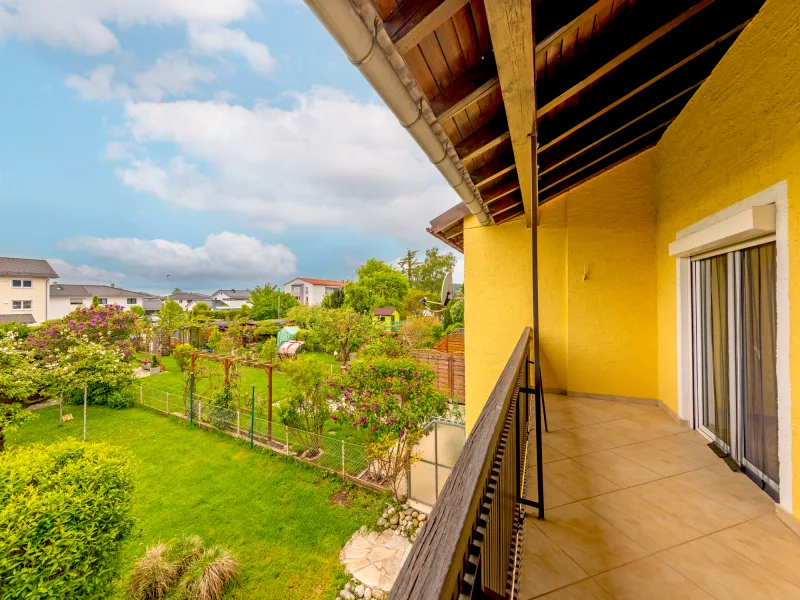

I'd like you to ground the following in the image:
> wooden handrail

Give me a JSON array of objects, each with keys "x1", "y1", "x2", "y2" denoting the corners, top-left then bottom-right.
[{"x1": 392, "y1": 327, "x2": 532, "y2": 600}]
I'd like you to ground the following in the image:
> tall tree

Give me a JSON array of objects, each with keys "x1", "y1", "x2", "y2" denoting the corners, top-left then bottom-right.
[
  {"x1": 397, "y1": 249, "x2": 420, "y2": 284},
  {"x1": 154, "y1": 299, "x2": 186, "y2": 355},
  {"x1": 249, "y1": 284, "x2": 298, "y2": 320},
  {"x1": 415, "y1": 248, "x2": 458, "y2": 294},
  {"x1": 345, "y1": 259, "x2": 410, "y2": 314}
]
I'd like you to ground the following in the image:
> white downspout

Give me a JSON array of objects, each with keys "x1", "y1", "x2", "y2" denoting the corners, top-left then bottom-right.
[{"x1": 304, "y1": 0, "x2": 491, "y2": 226}]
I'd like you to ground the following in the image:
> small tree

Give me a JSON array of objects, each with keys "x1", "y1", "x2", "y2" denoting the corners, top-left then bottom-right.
[
  {"x1": 130, "y1": 305, "x2": 146, "y2": 318},
  {"x1": 309, "y1": 307, "x2": 376, "y2": 362},
  {"x1": 155, "y1": 299, "x2": 186, "y2": 356},
  {"x1": 0, "y1": 334, "x2": 38, "y2": 402},
  {"x1": 321, "y1": 287, "x2": 345, "y2": 309},
  {"x1": 278, "y1": 356, "x2": 330, "y2": 452},
  {"x1": 249, "y1": 284, "x2": 298, "y2": 320},
  {"x1": 332, "y1": 350, "x2": 449, "y2": 498},
  {"x1": 172, "y1": 344, "x2": 194, "y2": 372},
  {"x1": 398, "y1": 317, "x2": 437, "y2": 349}
]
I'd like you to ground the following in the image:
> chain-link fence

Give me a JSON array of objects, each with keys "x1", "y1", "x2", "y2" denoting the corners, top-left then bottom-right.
[{"x1": 139, "y1": 384, "x2": 372, "y2": 484}]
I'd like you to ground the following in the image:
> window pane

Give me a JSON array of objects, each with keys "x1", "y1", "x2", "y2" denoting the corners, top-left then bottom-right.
[
  {"x1": 22, "y1": 280, "x2": 32, "y2": 288},
  {"x1": 127, "y1": 298, "x2": 137, "y2": 304},
  {"x1": 12, "y1": 280, "x2": 21, "y2": 287},
  {"x1": 23, "y1": 301, "x2": 31, "y2": 309},
  {"x1": 70, "y1": 298, "x2": 83, "y2": 305},
  {"x1": 99, "y1": 298, "x2": 107, "y2": 304},
  {"x1": 12, "y1": 300, "x2": 21, "y2": 309}
]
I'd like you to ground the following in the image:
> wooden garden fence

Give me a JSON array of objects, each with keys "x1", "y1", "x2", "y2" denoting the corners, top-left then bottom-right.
[{"x1": 410, "y1": 350, "x2": 465, "y2": 405}]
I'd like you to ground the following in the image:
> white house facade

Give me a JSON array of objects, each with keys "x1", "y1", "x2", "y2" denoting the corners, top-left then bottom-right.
[
  {"x1": 282, "y1": 278, "x2": 343, "y2": 306},
  {"x1": 49, "y1": 284, "x2": 149, "y2": 320},
  {"x1": 210, "y1": 289, "x2": 252, "y2": 309},
  {"x1": 0, "y1": 257, "x2": 59, "y2": 325},
  {"x1": 168, "y1": 291, "x2": 218, "y2": 312}
]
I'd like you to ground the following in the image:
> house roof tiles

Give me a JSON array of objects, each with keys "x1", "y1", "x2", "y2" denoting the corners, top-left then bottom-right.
[{"x1": 0, "y1": 257, "x2": 59, "y2": 278}]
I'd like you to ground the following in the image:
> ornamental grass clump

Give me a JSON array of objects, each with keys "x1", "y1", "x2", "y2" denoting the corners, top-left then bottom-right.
[
  {"x1": 127, "y1": 537, "x2": 238, "y2": 600},
  {"x1": 177, "y1": 546, "x2": 239, "y2": 600}
]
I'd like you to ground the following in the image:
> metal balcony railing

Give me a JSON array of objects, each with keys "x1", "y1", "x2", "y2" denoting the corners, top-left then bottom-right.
[{"x1": 392, "y1": 327, "x2": 545, "y2": 600}]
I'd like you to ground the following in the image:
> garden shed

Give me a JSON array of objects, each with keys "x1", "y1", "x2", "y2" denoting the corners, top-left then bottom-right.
[{"x1": 276, "y1": 325, "x2": 300, "y2": 348}]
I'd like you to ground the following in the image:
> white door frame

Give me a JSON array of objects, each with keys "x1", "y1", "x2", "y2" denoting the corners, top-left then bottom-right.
[{"x1": 674, "y1": 181, "x2": 791, "y2": 512}]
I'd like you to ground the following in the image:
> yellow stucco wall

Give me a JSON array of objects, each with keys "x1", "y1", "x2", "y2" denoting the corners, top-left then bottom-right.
[
  {"x1": 652, "y1": 0, "x2": 800, "y2": 511},
  {"x1": 538, "y1": 199, "x2": 567, "y2": 391},
  {"x1": 463, "y1": 214, "x2": 532, "y2": 431}
]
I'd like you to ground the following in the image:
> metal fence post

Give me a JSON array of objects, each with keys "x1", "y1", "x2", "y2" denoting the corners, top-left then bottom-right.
[
  {"x1": 434, "y1": 422, "x2": 439, "y2": 501},
  {"x1": 341, "y1": 439, "x2": 346, "y2": 478},
  {"x1": 83, "y1": 386, "x2": 87, "y2": 442},
  {"x1": 189, "y1": 373, "x2": 194, "y2": 425},
  {"x1": 237, "y1": 411, "x2": 241, "y2": 436},
  {"x1": 139, "y1": 384, "x2": 143, "y2": 405},
  {"x1": 166, "y1": 391, "x2": 169, "y2": 414},
  {"x1": 285, "y1": 428, "x2": 289, "y2": 455},
  {"x1": 250, "y1": 386, "x2": 255, "y2": 449},
  {"x1": 58, "y1": 394, "x2": 63, "y2": 427}
]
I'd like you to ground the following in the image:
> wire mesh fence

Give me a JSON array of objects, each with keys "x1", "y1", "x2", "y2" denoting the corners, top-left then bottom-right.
[{"x1": 138, "y1": 385, "x2": 374, "y2": 485}]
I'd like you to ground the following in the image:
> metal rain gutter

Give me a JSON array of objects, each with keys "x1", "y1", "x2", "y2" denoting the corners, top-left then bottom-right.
[{"x1": 303, "y1": 0, "x2": 492, "y2": 226}]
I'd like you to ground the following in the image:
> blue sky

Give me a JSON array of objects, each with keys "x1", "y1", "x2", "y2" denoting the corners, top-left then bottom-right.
[{"x1": 0, "y1": 0, "x2": 463, "y2": 294}]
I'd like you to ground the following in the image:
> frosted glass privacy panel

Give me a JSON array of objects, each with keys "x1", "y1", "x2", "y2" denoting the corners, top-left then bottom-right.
[
  {"x1": 436, "y1": 422, "x2": 466, "y2": 468},
  {"x1": 409, "y1": 460, "x2": 436, "y2": 506}
]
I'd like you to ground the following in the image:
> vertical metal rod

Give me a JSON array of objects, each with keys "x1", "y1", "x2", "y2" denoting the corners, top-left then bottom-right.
[
  {"x1": 166, "y1": 391, "x2": 169, "y2": 414},
  {"x1": 139, "y1": 384, "x2": 143, "y2": 405},
  {"x1": 189, "y1": 373, "x2": 194, "y2": 424},
  {"x1": 268, "y1": 366, "x2": 273, "y2": 442},
  {"x1": 237, "y1": 411, "x2": 241, "y2": 436},
  {"x1": 434, "y1": 423, "x2": 440, "y2": 500},
  {"x1": 83, "y1": 386, "x2": 87, "y2": 441},
  {"x1": 286, "y1": 428, "x2": 290, "y2": 455},
  {"x1": 198, "y1": 400, "x2": 202, "y2": 423},
  {"x1": 250, "y1": 386, "x2": 255, "y2": 449},
  {"x1": 59, "y1": 394, "x2": 63, "y2": 427},
  {"x1": 535, "y1": 388, "x2": 545, "y2": 520},
  {"x1": 341, "y1": 439, "x2": 346, "y2": 478}
]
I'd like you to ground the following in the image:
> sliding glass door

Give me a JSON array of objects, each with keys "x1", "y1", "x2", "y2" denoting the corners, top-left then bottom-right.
[{"x1": 692, "y1": 241, "x2": 778, "y2": 497}]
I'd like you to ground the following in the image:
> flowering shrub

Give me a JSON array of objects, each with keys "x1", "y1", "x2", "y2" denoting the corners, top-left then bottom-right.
[
  {"x1": 331, "y1": 352, "x2": 449, "y2": 498},
  {"x1": 27, "y1": 304, "x2": 137, "y2": 361},
  {"x1": 0, "y1": 334, "x2": 38, "y2": 402}
]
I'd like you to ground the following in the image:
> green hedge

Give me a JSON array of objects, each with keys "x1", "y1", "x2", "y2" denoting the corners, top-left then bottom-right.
[{"x1": 0, "y1": 440, "x2": 134, "y2": 599}]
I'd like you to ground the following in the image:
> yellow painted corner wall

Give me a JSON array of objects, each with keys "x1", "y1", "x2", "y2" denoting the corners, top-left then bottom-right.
[
  {"x1": 561, "y1": 151, "x2": 659, "y2": 399},
  {"x1": 652, "y1": 0, "x2": 800, "y2": 510},
  {"x1": 463, "y1": 214, "x2": 532, "y2": 431},
  {"x1": 538, "y1": 199, "x2": 567, "y2": 392}
]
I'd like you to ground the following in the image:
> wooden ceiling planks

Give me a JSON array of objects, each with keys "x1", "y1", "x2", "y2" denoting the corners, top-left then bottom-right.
[{"x1": 384, "y1": 0, "x2": 472, "y2": 55}]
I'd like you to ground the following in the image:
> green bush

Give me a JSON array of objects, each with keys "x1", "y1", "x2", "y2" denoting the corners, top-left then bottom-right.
[
  {"x1": 429, "y1": 323, "x2": 444, "y2": 345},
  {"x1": 444, "y1": 322, "x2": 463, "y2": 335},
  {"x1": 0, "y1": 440, "x2": 134, "y2": 599},
  {"x1": 173, "y1": 343, "x2": 194, "y2": 372},
  {"x1": 68, "y1": 382, "x2": 135, "y2": 408},
  {"x1": 294, "y1": 329, "x2": 316, "y2": 352}
]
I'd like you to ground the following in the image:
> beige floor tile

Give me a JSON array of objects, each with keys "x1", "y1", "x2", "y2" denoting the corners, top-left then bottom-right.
[
  {"x1": 649, "y1": 436, "x2": 721, "y2": 465},
  {"x1": 670, "y1": 467, "x2": 775, "y2": 518},
  {"x1": 613, "y1": 443, "x2": 709, "y2": 477},
  {"x1": 536, "y1": 503, "x2": 648, "y2": 576},
  {"x1": 518, "y1": 523, "x2": 588, "y2": 599},
  {"x1": 567, "y1": 423, "x2": 642, "y2": 450},
  {"x1": 581, "y1": 490, "x2": 702, "y2": 552},
  {"x1": 542, "y1": 430, "x2": 605, "y2": 458},
  {"x1": 573, "y1": 450, "x2": 662, "y2": 488},
  {"x1": 588, "y1": 401, "x2": 657, "y2": 419},
  {"x1": 593, "y1": 556, "x2": 713, "y2": 599},
  {"x1": 658, "y1": 537, "x2": 800, "y2": 599},
  {"x1": 628, "y1": 478, "x2": 749, "y2": 535},
  {"x1": 526, "y1": 473, "x2": 577, "y2": 510},
  {"x1": 528, "y1": 443, "x2": 569, "y2": 465},
  {"x1": 712, "y1": 514, "x2": 800, "y2": 588},
  {"x1": 544, "y1": 459, "x2": 620, "y2": 501},
  {"x1": 600, "y1": 418, "x2": 670, "y2": 443},
  {"x1": 536, "y1": 579, "x2": 612, "y2": 599},
  {"x1": 669, "y1": 430, "x2": 712, "y2": 446}
]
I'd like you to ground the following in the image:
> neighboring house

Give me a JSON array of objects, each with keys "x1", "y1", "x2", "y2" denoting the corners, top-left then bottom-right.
[
  {"x1": 0, "y1": 257, "x2": 59, "y2": 324},
  {"x1": 49, "y1": 284, "x2": 149, "y2": 319},
  {"x1": 210, "y1": 289, "x2": 252, "y2": 308},
  {"x1": 168, "y1": 291, "x2": 221, "y2": 311},
  {"x1": 142, "y1": 296, "x2": 164, "y2": 315},
  {"x1": 372, "y1": 307, "x2": 400, "y2": 331},
  {"x1": 283, "y1": 278, "x2": 344, "y2": 306}
]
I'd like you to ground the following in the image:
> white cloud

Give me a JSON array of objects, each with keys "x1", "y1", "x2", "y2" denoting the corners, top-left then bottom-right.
[
  {"x1": 0, "y1": 0, "x2": 256, "y2": 54},
  {"x1": 188, "y1": 23, "x2": 275, "y2": 74},
  {"x1": 47, "y1": 258, "x2": 127, "y2": 284},
  {"x1": 66, "y1": 54, "x2": 215, "y2": 102},
  {"x1": 453, "y1": 258, "x2": 464, "y2": 284},
  {"x1": 115, "y1": 87, "x2": 457, "y2": 243},
  {"x1": 59, "y1": 232, "x2": 297, "y2": 281}
]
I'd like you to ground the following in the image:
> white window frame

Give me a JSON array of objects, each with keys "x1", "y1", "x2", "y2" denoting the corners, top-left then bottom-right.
[
  {"x1": 127, "y1": 298, "x2": 137, "y2": 305},
  {"x1": 674, "y1": 181, "x2": 791, "y2": 513},
  {"x1": 12, "y1": 300, "x2": 32, "y2": 310},
  {"x1": 11, "y1": 279, "x2": 32, "y2": 288},
  {"x1": 70, "y1": 298, "x2": 84, "y2": 305},
  {"x1": 98, "y1": 298, "x2": 108, "y2": 305}
]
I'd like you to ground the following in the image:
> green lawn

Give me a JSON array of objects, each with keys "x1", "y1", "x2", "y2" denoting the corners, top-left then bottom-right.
[{"x1": 9, "y1": 405, "x2": 384, "y2": 600}]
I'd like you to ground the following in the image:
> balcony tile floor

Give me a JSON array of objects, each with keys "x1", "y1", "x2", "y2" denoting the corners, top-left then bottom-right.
[{"x1": 518, "y1": 393, "x2": 799, "y2": 600}]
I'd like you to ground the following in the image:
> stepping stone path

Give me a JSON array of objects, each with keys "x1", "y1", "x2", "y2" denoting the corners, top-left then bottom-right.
[{"x1": 340, "y1": 527, "x2": 411, "y2": 596}]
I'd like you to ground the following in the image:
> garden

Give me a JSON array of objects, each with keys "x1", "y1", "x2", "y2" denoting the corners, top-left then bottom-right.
[{"x1": 0, "y1": 251, "x2": 464, "y2": 599}]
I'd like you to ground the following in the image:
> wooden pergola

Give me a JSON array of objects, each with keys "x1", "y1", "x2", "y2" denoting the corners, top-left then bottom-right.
[{"x1": 358, "y1": 0, "x2": 768, "y2": 250}]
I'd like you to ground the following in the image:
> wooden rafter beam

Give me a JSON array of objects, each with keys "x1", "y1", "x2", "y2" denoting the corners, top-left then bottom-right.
[
  {"x1": 538, "y1": 0, "x2": 717, "y2": 116},
  {"x1": 470, "y1": 150, "x2": 516, "y2": 188},
  {"x1": 487, "y1": 192, "x2": 522, "y2": 215},
  {"x1": 482, "y1": 176, "x2": 520, "y2": 203},
  {"x1": 483, "y1": 0, "x2": 535, "y2": 222},
  {"x1": 535, "y1": 0, "x2": 614, "y2": 54},
  {"x1": 442, "y1": 221, "x2": 464, "y2": 239},
  {"x1": 493, "y1": 203, "x2": 525, "y2": 224},
  {"x1": 539, "y1": 81, "x2": 703, "y2": 175},
  {"x1": 538, "y1": 22, "x2": 748, "y2": 152},
  {"x1": 383, "y1": 0, "x2": 470, "y2": 55},
  {"x1": 454, "y1": 114, "x2": 510, "y2": 161},
  {"x1": 429, "y1": 54, "x2": 499, "y2": 122}
]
